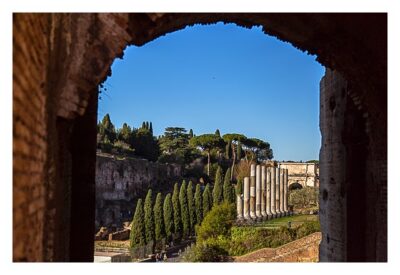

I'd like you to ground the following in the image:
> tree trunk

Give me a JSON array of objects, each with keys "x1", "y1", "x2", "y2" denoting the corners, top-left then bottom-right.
[{"x1": 231, "y1": 143, "x2": 236, "y2": 181}]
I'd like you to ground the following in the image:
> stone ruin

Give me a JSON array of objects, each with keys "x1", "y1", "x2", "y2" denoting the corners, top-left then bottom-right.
[{"x1": 237, "y1": 164, "x2": 290, "y2": 222}]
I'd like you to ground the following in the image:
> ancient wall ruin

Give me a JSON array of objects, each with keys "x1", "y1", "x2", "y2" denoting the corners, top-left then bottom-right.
[
  {"x1": 13, "y1": 13, "x2": 387, "y2": 262},
  {"x1": 235, "y1": 232, "x2": 322, "y2": 262},
  {"x1": 278, "y1": 162, "x2": 319, "y2": 188},
  {"x1": 95, "y1": 154, "x2": 182, "y2": 230}
]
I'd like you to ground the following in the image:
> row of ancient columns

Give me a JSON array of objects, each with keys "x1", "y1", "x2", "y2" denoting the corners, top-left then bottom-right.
[{"x1": 237, "y1": 164, "x2": 290, "y2": 221}]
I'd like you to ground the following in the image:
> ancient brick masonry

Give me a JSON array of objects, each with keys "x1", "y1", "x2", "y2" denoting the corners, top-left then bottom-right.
[
  {"x1": 235, "y1": 232, "x2": 322, "y2": 262},
  {"x1": 13, "y1": 14, "x2": 49, "y2": 262}
]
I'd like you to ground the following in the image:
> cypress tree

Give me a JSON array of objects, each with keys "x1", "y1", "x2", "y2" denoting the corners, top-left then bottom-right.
[
  {"x1": 194, "y1": 183, "x2": 203, "y2": 225},
  {"x1": 141, "y1": 121, "x2": 146, "y2": 129},
  {"x1": 163, "y1": 193, "x2": 174, "y2": 242},
  {"x1": 223, "y1": 168, "x2": 234, "y2": 203},
  {"x1": 231, "y1": 185, "x2": 236, "y2": 203},
  {"x1": 144, "y1": 189, "x2": 155, "y2": 246},
  {"x1": 146, "y1": 121, "x2": 150, "y2": 130},
  {"x1": 203, "y1": 184, "x2": 212, "y2": 218},
  {"x1": 154, "y1": 192, "x2": 165, "y2": 243},
  {"x1": 213, "y1": 166, "x2": 224, "y2": 205},
  {"x1": 130, "y1": 199, "x2": 145, "y2": 248},
  {"x1": 172, "y1": 183, "x2": 182, "y2": 239},
  {"x1": 179, "y1": 181, "x2": 190, "y2": 238},
  {"x1": 208, "y1": 182, "x2": 213, "y2": 209},
  {"x1": 215, "y1": 129, "x2": 221, "y2": 137},
  {"x1": 187, "y1": 181, "x2": 196, "y2": 234},
  {"x1": 189, "y1": 129, "x2": 194, "y2": 138},
  {"x1": 149, "y1": 122, "x2": 153, "y2": 135}
]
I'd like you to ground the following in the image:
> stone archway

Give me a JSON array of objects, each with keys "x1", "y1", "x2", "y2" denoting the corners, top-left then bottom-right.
[{"x1": 13, "y1": 13, "x2": 387, "y2": 262}]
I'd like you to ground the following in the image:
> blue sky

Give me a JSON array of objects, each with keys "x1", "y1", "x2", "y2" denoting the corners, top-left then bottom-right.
[{"x1": 98, "y1": 22, "x2": 325, "y2": 161}]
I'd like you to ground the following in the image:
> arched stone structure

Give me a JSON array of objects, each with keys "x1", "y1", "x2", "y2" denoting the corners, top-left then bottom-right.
[{"x1": 13, "y1": 13, "x2": 387, "y2": 262}]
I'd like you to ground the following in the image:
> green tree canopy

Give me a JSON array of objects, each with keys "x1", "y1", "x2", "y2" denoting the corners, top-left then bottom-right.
[
  {"x1": 116, "y1": 122, "x2": 132, "y2": 144},
  {"x1": 130, "y1": 199, "x2": 145, "y2": 248},
  {"x1": 196, "y1": 202, "x2": 236, "y2": 243},
  {"x1": 154, "y1": 192, "x2": 165, "y2": 243},
  {"x1": 190, "y1": 134, "x2": 225, "y2": 176},
  {"x1": 144, "y1": 189, "x2": 155, "y2": 246},
  {"x1": 242, "y1": 137, "x2": 273, "y2": 161},
  {"x1": 131, "y1": 128, "x2": 160, "y2": 161},
  {"x1": 187, "y1": 181, "x2": 196, "y2": 234},
  {"x1": 222, "y1": 133, "x2": 247, "y2": 144},
  {"x1": 163, "y1": 193, "x2": 174, "y2": 241},
  {"x1": 158, "y1": 127, "x2": 198, "y2": 164},
  {"x1": 222, "y1": 133, "x2": 247, "y2": 180},
  {"x1": 172, "y1": 183, "x2": 182, "y2": 239},
  {"x1": 194, "y1": 183, "x2": 203, "y2": 226},
  {"x1": 223, "y1": 168, "x2": 235, "y2": 203},
  {"x1": 213, "y1": 166, "x2": 224, "y2": 205},
  {"x1": 203, "y1": 184, "x2": 212, "y2": 218},
  {"x1": 98, "y1": 113, "x2": 117, "y2": 144},
  {"x1": 180, "y1": 181, "x2": 190, "y2": 238}
]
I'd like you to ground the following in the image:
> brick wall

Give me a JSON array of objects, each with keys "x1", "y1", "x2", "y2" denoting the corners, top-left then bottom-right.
[
  {"x1": 235, "y1": 232, "x2": 322, "y2": 262},
  {"x1": 13, "y1": 14, "x2": 49, "y2": 261}
]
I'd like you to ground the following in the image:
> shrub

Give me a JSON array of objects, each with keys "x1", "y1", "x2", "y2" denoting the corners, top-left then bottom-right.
[
  {"x1": 181, "y1": 238, "x2": 230, "y2": 262},
  {"x1": 196, "y1": 202, "x2": 236, "y2": 242},
  {"x1": 289, "y1": 186, "x2": 319, "y2": 209},
  {"x1": 296, "y1": 221, "x2": 320, "y2": 238}
]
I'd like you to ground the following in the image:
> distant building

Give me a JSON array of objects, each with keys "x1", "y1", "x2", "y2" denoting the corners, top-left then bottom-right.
[{"x1": 278, "y1": 162, "x2": 319, "y2": 188}]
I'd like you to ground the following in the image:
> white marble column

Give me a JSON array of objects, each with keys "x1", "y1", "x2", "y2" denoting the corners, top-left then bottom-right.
[
  {"x1": 243, "y1": 177, "x2": 250, "y2": 220},
  {"x1": 250, "y1": 164, "x2": 256, "y2": 219},
  {"x1": 275, "y1": 167, "x2": 281, "y2": 217},
  {"x1": 270, "y1": 166, "x2": 276, "y2": 218},
  {"x1": 236, "y1": 193, "x2": 243, "y2": 220},
  {"x1": 261, "y1": 166, "x2": 267, "y2": 218},
  {"x1": 283, "y1": 168, "x2": 289, "y2": 215},
  {"x1": 266, "y1": 167, "x2": 272, "y2": 218},
  {"x1": 255, "y1": 164, "x2": 262, "y2": 219},
  {"x1": 279, "y1": 168, "x2": 285, "y2": 216}
]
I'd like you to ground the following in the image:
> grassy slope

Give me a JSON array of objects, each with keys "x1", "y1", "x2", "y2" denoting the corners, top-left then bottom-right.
[{"x1": 255, "y1": 214, "x2": 319, "y2": 229}]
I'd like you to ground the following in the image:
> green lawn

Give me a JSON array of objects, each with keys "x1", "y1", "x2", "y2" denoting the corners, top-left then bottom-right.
[{"x1": 254, "y1": 214, "x2": 318, "y2": 229}]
